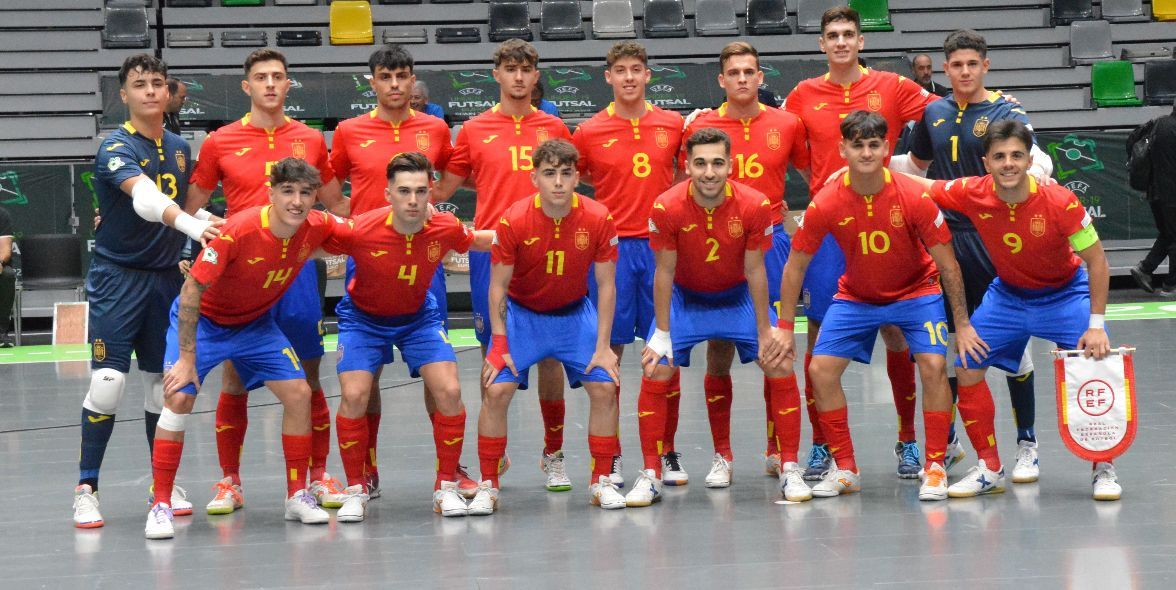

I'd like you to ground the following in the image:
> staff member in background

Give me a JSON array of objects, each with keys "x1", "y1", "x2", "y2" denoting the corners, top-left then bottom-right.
[
  {"x1": 164, "y1": 78, "x2": 187, "y2": 135},
  {"x1": 0, "y1": 205, "x2": 15, "y2": 348}
]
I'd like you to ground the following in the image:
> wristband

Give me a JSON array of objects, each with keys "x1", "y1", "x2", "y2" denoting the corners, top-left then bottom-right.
[
  {"x1": 173, "y1": 213, "x2": 213, "y2": 243},
  {"x1": 194, "y1": 208, "x2": 213, "y2": 221},
  {"x1": 777, "y1": 318, "x2": 795, "y2": 330},
  {"x1": 485, "y1": 334, "x2": 510, "y2": 371},
  {"x1": 646, "y1": 328, "x2": 673, "y2": 360},
  {"x1": 1088, "y1": 314, "x2": 1105, "y2": 330}
]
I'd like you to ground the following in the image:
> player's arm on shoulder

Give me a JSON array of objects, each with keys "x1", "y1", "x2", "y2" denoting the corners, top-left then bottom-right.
[
  {"x1": 1028, "y1": 140, "x2": 1055, "y2": 185},
  {"x1": 890, "y1": 152, "x2": 930, "y2": 177}
]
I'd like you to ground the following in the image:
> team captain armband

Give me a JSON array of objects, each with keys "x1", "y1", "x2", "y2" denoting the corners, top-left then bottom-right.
[{"x1": 1068, "y1": 212, "x2": 1099, "y2": 252}]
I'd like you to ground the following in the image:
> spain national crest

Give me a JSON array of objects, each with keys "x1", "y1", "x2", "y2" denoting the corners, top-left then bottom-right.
[
  {"x1": 889, "y1": 205, "x2": 905, "y2": 228},
  {"x1": 867, "y1": 91, "x2": 882, "y2": 112},
  {"x1": 174, "y1": 150, "x2": 186, "y2": 173},
  {"x1": 575, "y1": 229, "x2": 590, "y2": 251},
  {"x1": 973, "y1": 116, "x2": 990, "y2": 138},
  {"x1": 536, "y1": 128, "x2": 550, "y2": 144},
  {"x1": 416, "y1": 131, "x2": 431, "y2": 152},
  {"x1": 298, "y1": 242, "x2": 312, "y2": 261},
  {"x1": 728, "y1": 218, "x2": 743, "y2": 238},
  {"x1": 427, "y1": 240, "x2": 442, "y2": 262},
  {"x1": 291, "y1": 140, "x2": 307, "y2": 160},
  {"x1": 767, "y1": 129, "x2": 782, "y2": 151},
  {"x1": 655, "y1": 127, "x2": 670, "y2": 149},
  {"x1": 92, "y1": 339, "x2": 106, "y2": 362},
  {"x1": 1030, "y1": 214, "x2": 1046, "y2": 237}
]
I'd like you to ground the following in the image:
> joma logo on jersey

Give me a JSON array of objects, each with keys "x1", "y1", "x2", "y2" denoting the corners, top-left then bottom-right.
[
  {"x1": 482, "y1": 135, "x2": 498, "y2": 144},
  {"x1": 427, "y1": 240, "x2": 442, "y2": 262},
  {"x1": 370, "y1": 250, "x2": 388, "y2": 257},
  {"x1": 602, "y1": 139, "x2": 618, "y2": 148},
  {"x1": 767, "y1": 129, "x2": 782, "y2": 151},
  {"x1": 416, "y1": 131, "x2": 431, "y2": 152},
  {"x1": 234, "y1": 147, "x2": 252, "y2": 156},
  {"x1": 359, "y1": 139, "x2": 375, "y2": 148},
  {"x1": 247, "y1": 257, "x2": 264, "y2": 264},
  {"x1": 838, "y1": 216, "x2": 854, "y2": 226},
  {"x1": 813, "y1": 103, "x2": 828, "y2": 110},
  {"x1": 932, "y1": 118, "x2": 946, "y2": 127},
  {"x1": 1030, "y1": 214, "x2": 1047, "y2": 237},
  {"x1": 523, "y1": 237, "x2": 540, "y2": 246},
  {"x1": 575, "y1": 229, "x2": 590, "y2": 251}
]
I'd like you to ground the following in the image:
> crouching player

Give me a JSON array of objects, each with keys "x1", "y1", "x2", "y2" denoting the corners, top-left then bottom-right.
[
  {"x1": 475, "y1": 139, "x2": 623, "y2": 514},
  {"x1": 147, "y1": 158, "x2": 347, "y2": 539}
]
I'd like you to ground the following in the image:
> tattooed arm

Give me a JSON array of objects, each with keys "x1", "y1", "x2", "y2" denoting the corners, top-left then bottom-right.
[{"x1": 164, "y1": 276, "x2": 208, "y2": 395}]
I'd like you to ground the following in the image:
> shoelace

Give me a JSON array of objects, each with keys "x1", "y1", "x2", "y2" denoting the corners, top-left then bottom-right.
[
  {"x1": 784, "y1": 469, "x2": 806, "y2": 488},
  {"x1": 152, "y1": 505, "x2": 173, "y2": 523},
  {"x1": 711, "y1": 456, "x2": 731, "y2": 473},
  {"x1": 547, "y1": 456, "x2": 569, "y2": 481},
  {"x1": 664, "y1": 451, "x2": 684, "y2": 472},
  {"x1": 900, "y1": 443, "x2": 920, "y2": 466},
  {"x1": 212, "y1": 481, "x2": 236, "y2": 500},
  {"x1": 295, "y1": 492, "x2": 318, "y2": 510},
  {"x1": 807, "y1": 446, "x2": 830, "y2": 469},
  {"x1": 74, "y1": 491, "x2": 98, "y2": 510},
  {"x1": 610, "y1": 456, "x2": 623, "y2": 474}
]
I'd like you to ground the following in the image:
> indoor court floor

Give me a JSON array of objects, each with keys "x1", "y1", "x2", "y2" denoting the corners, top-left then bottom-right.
[{"x1": 2, "y1": 299, "x2": 1175, "y2": 589}]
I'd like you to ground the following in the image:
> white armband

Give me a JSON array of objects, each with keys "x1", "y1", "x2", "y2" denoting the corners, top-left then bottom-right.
[
  {"x1": 888, "y1": 153, "x2": 928, "y2": 177},
  {"x1": 1088, "y1": 314, "x2": 1105, "y2": 330},
  {"x1": 1029, "y1": 143, "x2": 1054, "y2": 181},
  {"x1": 647, "y1": 328, "x2": 674, "y2": 361},
  {"x1": 130, "y1": 177, "x2": 176, "y2": 223},
  {"x1": 174, "y1": 214, "x2": 213, "y2": 243},
  {"x1": 194, "y1": 208, "x2": 213, "y2": 221}
]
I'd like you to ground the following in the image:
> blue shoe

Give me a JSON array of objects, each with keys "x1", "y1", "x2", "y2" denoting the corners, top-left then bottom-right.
[
  {"x1": 894, "y1": 440, "x2": 921, "y2": 479},
  {"x1": 803, "y1": 444, "x2": 832, "y2": 481}
]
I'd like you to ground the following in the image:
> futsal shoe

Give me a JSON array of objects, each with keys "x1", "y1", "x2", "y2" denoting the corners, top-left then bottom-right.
[
  {"x1": 1092, "y1": 462, "x2": 1122, "y2": 501},
  {"x1": 284, "y1": 489, "x2": 330, "y2": 524},
  {"x1": 944, "y1": 435, "x2": 967, "y2": 472},
  {"x1": 704, "y1": 454, "x2": 733, "y2": 488},
  {"x1": 779, "y1": 462, "x2": 813, "y2": 502},
  {"x1": 455, "y1": 465, "x2": 480, "y2": 499},
  {"x1": 624, "y1": 469, "x2": 663, "y2": 507},
  {"x1": 803, "y1": 444, "x2": 832, "y2": 481},
  {"x1": 310, "y1": 474, "x2": 348, "y2": 508},
  {"x1": 811, "y1": 467, "x2": 861, "y2": 498},
  {"x1": 947, "y1": 460, "x2": 1006, "y2": 498},
  {"x1": 337, "y1": 485, "x2": 370, "y2": 523},
  {"x1": 433, "y1": 481, "x2": 469, "y2": 517},
  {"x1": 541, "y1": 451, "x2": 572, "y2": 492},
  {"x1": 590, "y1": 476, "x2": 627, "y2": 510},
  {"x1": 365, "y1": 472, "x2": 381, "y2": 499},
  {"x1": 609, "y1": 455, "x2": 625, "y2": 488},
  {"x1": 467, "y1": 481, "x2": 499, "y2": 516},
  {"x1": 144, "y1": 503, "x2": 175, "y2": 540},
  {"x1": 148, "y1": 484, "x2": 193, "y2": 516},
  {"x1": 919, "y1": 462, "x2": 948, "y2": 501},
  {"x1": 764, "y1": 452, "x2": 782, "y2": 477},
  {"x1": 661, "y1": 451, "x2": 689, "y2": 486},
  {"x1": 205, "y1": 477, "x2": 244, "y2": 515},
  {"x1": 1011, "y1": 441, "x2": 1040, "y2": 483},
  {"x1": 894, "y1": 441, "x2": 921, "y2": 479},
  {"x1": 73, "y1": 484, "x2": 103, "y2": 529}
]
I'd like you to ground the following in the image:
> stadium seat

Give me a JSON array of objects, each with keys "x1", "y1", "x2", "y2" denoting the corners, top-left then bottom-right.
[
  {"x1": 1121, "y1": 47, "x2": 1172, "y2": 62},
  {"x1": 12, "y1": 234, "x2": 84, "y2": 347},
  {"x1": 1154, "y1": 0, "x2": 1176, "y2": 21},
  {"x1": 167, "y1": 31, "x2": 214, "y2": 47},
  {"x1": 436, "y1": 26, "x2": 481, "y2": 42},
  {"x1": 1090, "y1": 60, "x2": 1142, "y2": 107},
  {"x1": 383, "y1": 27, "x2": 427, "y2": 43},
  {"x1": 330, "y1": 1, "x2": 374, "y2": 45},
  {"x1": 746, "y1": 0, "x2": 790, "y2": 35},
  {"x1": 222, "y1": 0, "x2": 264, "y2": 5},
  {"x1": 849, "y1": 0, "x2": 893, "y2": 31},
  {"x1": 221, "y1": 30, "x2": 266, "y2": 46},
  {"x1": 642, "y1": 0, "x2": 687, "y2": 38},
  {"x1": 277, "y1": 30, "x2": 323, "y2": 45},
  {"x1": 797, "y1": 0, "x2": 840, "y2": 33},
  {"x1": 489, "y1": 0, "x2": 533, "y2": 42},
  {"x1": 695, "y1": 0, "x2": 740, "y2": 36},
  {"x1": 541, "y1": 0, "x2": 585, "y2": 40},
  {"x1": 1069, "y1": 20, "x2": 1112, "y2": 65},
  {"x1": 432, "y1": 0, "x2": 473, "y2": 4},
  {"x1": 1144, "y1": 60, "x2": 1176, "y2": 105},
  {"x1": 1100, "y1": 0, "x2": 1147, "y2": 22},
  {"x1": 101, "y1": 2, "x2": 150, "y2": 49},
  {"x1": 592, "y1": 0, "x2": 636, "y2": 39},
  {"x1": 379, "y1": 0, "x2": 421, "y2": 4},
  {"x1": 275, "y1": 0, "x2": 319, "y2": 4},
  {"x1": 167, "y1": 0, "x2": 213, "y2": 6},
  {"x1": 1050, "y1": 0, "x2": 1093, "y2": 25}
]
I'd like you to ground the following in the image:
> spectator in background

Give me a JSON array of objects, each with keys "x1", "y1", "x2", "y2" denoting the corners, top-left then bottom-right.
[
  {"x1": 0, "y1": 205, "x2": 14, "y2": 347},
  {"x1": 1131, "y1": 104, "x2": 1176, "y2": 297},
  {"x1": 911, "y1": 54, "x2": 950, "y2": 97},
  {"x1": 410, "y1": 80, "x2": 449, "y2": 123},
  {"x1": 531, "y1": 81, "x2": 561, "y2": 117},
  {"x1": 164, "y1": 78, "x2": 187, "y2": 134}
]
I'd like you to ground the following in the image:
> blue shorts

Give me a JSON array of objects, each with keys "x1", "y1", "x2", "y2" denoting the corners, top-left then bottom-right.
[
  {"x1": 648, "y1": 283, "x2": 774, "y2": 368},
  {"x1": 802, "y1": 235, "x2": 845, "y2": 324},
  {"x1": 335, "y1": 294, "x2": 455, "y2": 378},
  {"x1": 588, "y1": 237, "x2": 654, "y2": 346},
  {"x1": 764, "y1": 224, "x2": 792, "y2": 318},
  {"x1": 86, "y1": 256, "x2": 183, "y2": 373},
  {"x1": 163, "y1": 299, "x2": 305, "y2": 396},
  {"x1": 964, "y1": 269, "x2": 1092, "y2": 373},
  {"x1": 346, "y1": 257, "x2": 449, "y2": 332},
  {"x1": 814, "y1": 293, "x2": 948, "y2": 364},
  {"x1": 491, "y1": 297, "x2": 614, "y2": 390},
  {"x1": 272, "y1": 260, "x2": 323, "y2": 361},
  {"x1": 944, "y1": 227, "x2": 998, "y2": 332},
  {"x1": 470, "y1": 250, "x2": 491, "y2": 347}
]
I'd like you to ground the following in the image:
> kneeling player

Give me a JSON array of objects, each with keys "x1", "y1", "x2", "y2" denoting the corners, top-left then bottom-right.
[
  {"x1": 475, "y1": 140, "x2": 623, "y2": 514},
  {"x1": 147, "y1": 159, "x2": 346, "y2": 539}
]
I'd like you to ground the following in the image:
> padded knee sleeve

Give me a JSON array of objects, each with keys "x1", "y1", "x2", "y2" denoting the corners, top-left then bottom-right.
[
  {"x1": 142, "y1": 372, "x2": 164, "y2": 414},
  {"x1": 158, "y1": 408, "x2": 188, "y2": 432},
  {"x1": 82, "y1": 368, "x2": 126, "y2": 414}
]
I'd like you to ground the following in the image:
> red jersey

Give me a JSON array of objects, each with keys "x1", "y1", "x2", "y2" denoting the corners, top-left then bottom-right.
[
  {"x1": 330, "y1": 109, "x2": 453, "y2": 216},
  {"x1": 792, "y1": 169, "x2": 951, "y2": 304},
  {"x1": 785, "y1": 67, "x2": 935, "y2": 195},
  {"x1": 648, "y1": 180, "x2": 774, "y2": 294},
  {"x1": 191, "y1": 114, "x2": 335, "y2": 217},
  {"x1": 682, "y1": 102, "x2": 809, "y2": 225},
  {"x1": 572, "y1": 102, "x2": 683, "y2": 237},
  {"x1": 930, "y1": 175, "x2": 1091, "y2": 291},
  {"x1": 190, "y1": 206, "x2": 346, "y2": 326},
  {"x1": 491, "y1": 194, "x2": 618, "y2": 312},
  {"x1": 445, "y1": 105, "x2": 571, "y2": 230}
]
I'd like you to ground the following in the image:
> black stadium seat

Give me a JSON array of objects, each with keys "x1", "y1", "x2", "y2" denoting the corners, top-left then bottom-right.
[
  {"x1": 746, "y1": 0, "x2": 791, "y2": 35},
  {"x1": 437, "y1": 26, "x2": 481, "y2": 42},
  {"x1": 489, "y1": 0, "x2": 533, "y2": 42},
  {"x1": 642, "y1": 0, "x2": 687, "y2": 38},
  {"x1": 1050, "y1": 0, "x2": 1093, "y2": 26},
  {"x1": 383, "y1": 27, "x2": 428, "y2": 44},
  {"x1": 541, "y1": 0, "x2": 585, "y2": 40},
  {"x1": 167, "y1": 0, "x2": 213, "y2": 6},
  {"x1": 102, "y1": 2, "x2": 150, "y2": 49},
  {"x1": 221, "y1": 30, "x2": 267, "y2": 47},
  {"x1": 1144, "y1": 60, "x2": 1176, "y2": 105},
  {"x1": 277, "y1": 30, "x2": 323, "y2": 46}
]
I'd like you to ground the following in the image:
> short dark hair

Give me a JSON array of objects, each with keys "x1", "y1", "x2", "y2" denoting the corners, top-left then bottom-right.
[
  {"x1": 719, "y1": 41, "x2": 759, "y2": 71},
  {"x1": 821, "y1": 6, "x2": 860, "y2": 34},
  {"x1": 493, "y1": 39, "x2": 539, "y2": 68},
  {"x1": 943, "y1": 29, "x2": 988, "y2": 60},
  {"x1": 269, "y1": 157, "x2": 321, "y2": 190},
  {"x1": 386, "y1": 151, "x2": 433, "y2": 181},
  {"x1": 119, "y1": 54, "x2": 167, "y2": 86},
  {"x1": 369, "y1": 44, "x2": 414, "y2": 75},
  {"x1": 166, "y1": 77, "x2": 183, "y2": 95},
  {"x1": 840, "y1": 110, "x2": 888, "y2": 142},
  {"x1": 685, "y1": 127, "x2": 731, "y2": 157},
  {"x1": 243, "y1": 49, "x2": 288, "y2": 76},
  {"x1": 982, "y1": 120, "x2": 1033, "y2": 154},
  {"x1": 606, "y1": 41, "x2": 648, "y2": 67},
  {"x1": 532, "y1": 139, "x2": 579, "y2": 169}
]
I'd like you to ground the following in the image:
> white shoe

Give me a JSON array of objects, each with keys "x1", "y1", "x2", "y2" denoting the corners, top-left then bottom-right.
[
  {"x1": 624, "y1": 469, "x2": 663, "y2": 507},
  {"x1": 944, "y1": 436, "x2": 967, "y2": 472},
  {"x1": 309, "y1": 474, "x2": 348, "y2": 508},
  {"x1": 919, "y1": 462, "x2": 948, "y2": 501},
  {"x1": 284, "y1": 489, "x2": 330, "y2": 524},
  {"x1": 169, "y1": 486, "x2": 193, "y2": 516},
  {"x1": 206, "y1": 477, "x2": 244, "y2": 515},
  {"x1": 73, "y1": 484, "x2": 103, "y2": 529},
  {"x1": 467, "y1": 480, "x2": 499, "y2": 515},
  {"x1": 433, "y1": 481, "x2": 469, "y2": 517},
  {"x1": 779, "y1": 462, "x2": 812, "y2": 502},
  {"x1": 704, "y1": 454, "x2": 733, "y2": 488},
  {"x1": 811, "y1": 466, "x2": 861, "y2": 498},
  {"x1": 608, "y1": 455, "x2": 625, "y2": 488},
  {"x1": 541, "y1": 451, "x2": 573, "y2": 492},
  {"x1": 764, "y1": 453, "x2": 782, "y2": 477},
  {"x1": 1011, "y1": 441, "x2": 1040, "y2": 483},
  {"x1": 947, "y1": 460, "x2": 1006, "y2": 498},
  {"x1": 590, "y1": 476, "x2": 626, "y2": 510},
  {"x1": 144, "y1": 503, "x2": 175, "y2": 539},
  {"x1": 1092, "y1": 462, "x2": 1122, "y2": 501},
  {"x1": 661, "y1": 451, "x2": 689, "y2": 486},
  {"x1": 336, "y1": 485, "x2": 369, "y2": 523}
]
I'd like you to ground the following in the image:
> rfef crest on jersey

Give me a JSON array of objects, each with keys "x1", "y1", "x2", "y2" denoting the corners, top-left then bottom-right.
[
  {"x1": 890, "y1": 206, "x2": 905, "y2": 228},
  {"x1": 728, "y1": 218, "x2": 743, "y2": 238},
  {"x1": 867, "y1": 91, "x2": 882, "y2": 112},
  {"x1": 291, "y1": 140, "x2": 307, "y2": 160},
  {"x1": 655, "y1": 127, "x2": 670, "y2": 149},
  {"x1": 575, "y1": 229, "x2": 590, "y2": 250},
  {"x1": 416, "y1": 130, "x2": 431, "y2": 152},
  {"x1": 767, "y1": 129, "x2": 782, "y2": 151},
  {"x1": 175, "y1": 150, "x2": 187, "y2": 173},
  {"x1": 1030, "y1": 214, "x2": 1047, "y2": 237},
  {"x1": 973, "y1": 116, "x2": 990, "y2": 138},
  {"x1": 428, "y1": 240, "x2": 442, "y2": 262}
]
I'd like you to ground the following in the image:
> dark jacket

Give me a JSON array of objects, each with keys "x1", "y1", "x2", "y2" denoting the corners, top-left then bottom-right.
[{"x1": 1151, "y1": 111, "x2": 1176, "y2": 205}]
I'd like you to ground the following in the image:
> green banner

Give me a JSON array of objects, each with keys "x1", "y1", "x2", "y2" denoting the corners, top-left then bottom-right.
[{"x1": 1039, "y1": 130, "x2": 1148, "y2": 241}]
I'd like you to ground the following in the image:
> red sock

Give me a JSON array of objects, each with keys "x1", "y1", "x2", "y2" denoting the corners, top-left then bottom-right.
[
  {"x1": 365, "y1": 412, "x2": 381, "y2": 477},
  {"x1": 538, "y1": 399, "x2": 565, "y2": 455},
  {"x1": 663, "y1": 370, "x2": 681, "y2": 452},
  {"x1": 309, "y1": 389, "x2": 331, "y2": 483},
  {"x1": 923, "y1": 410, "x2": 952, "y2": 470},
  {"x1": 957, "y1": 381, "x2": 1001, "y2": 470},
  {"x1": 763, "y1": 375, "x2": 780, "y2": 455},
  {"x1": 613, "y1": 385, "x2": 622, "y2": 455},
  {"x1": 478, "y1": 435, "x2": 508, "y2": 488},
  {"x1": 335, "y1": 414, "x2": 368, "y2": 488},
  {"x1": 887, "y1": 348, "x2": 918, "y2": 442},
  {"x1": 215, "y1": 392, "x2": 248, "y2": 485},
  {"x1": 637, "y1": 376, "x2": 670, "y2": 475},
  {"x1": 152, "y1": 438, "x2": 183, "y2": 506},
  {"x1": 816, "y1": 406, "x2": 857, "y2": 473},
  {"x1": 804, "y1": 352, "x2": 826, "y2": 445},
  {"x1": 704, "y1": 374, "x2": 733, "y2": 460},
  {"x1": 433, "y1": 410, "x2": 466, "y2": 488},
  {"x1": 282, "y1": 433, "x2": 312, "y2": 497},
  {"x1": 767, "y1": 375, "x2": 802, "y2": 464},
  {"x1": 588, "y1": 435, "x2": 619, "y2": 484}
]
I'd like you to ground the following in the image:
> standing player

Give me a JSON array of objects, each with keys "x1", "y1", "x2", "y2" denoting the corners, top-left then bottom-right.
[
  {"x1": 186, "y1": 49, "x2": 350, "y2": 515},
  {"x1": 682, "y1": 41, "x2": 810, "y2": 484},
  {"x1": 900, "y1": 120, "x2": 1118, "y2": 500},
  {"x1": 330, "y1": 44, "x2": 470, "y2": 498},
  {"x1": 777, "y1": 112, "x2": 980, "y2": 501},
  {"x1": 148, "y1": 158, "x2": 347, "y2": 539},
  {"x1": 473, "y1": 140, "x2": 623, "y2": 514},
  {"x1": 572, "y1": 40, "x2": 684, "y2": 486},
  {"x1": 784, "y1": 6, "x2": 939, "y2": 480},
  {"x1": 72, "y1": 54, "x2": 220, "y2": 529},
  {"x1": 629, "y1": 128, "x2": 811, "y2": 508},
  {"x1": 434, "y1": 40, "x2": 584, "y2": 491}
]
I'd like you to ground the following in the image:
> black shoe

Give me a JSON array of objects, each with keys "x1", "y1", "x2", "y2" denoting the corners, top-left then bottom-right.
[
  {"x1": 1161, "y1": 284, "x2": 1176, "y2": 299},
  {"x1": 1130, "y1": 264, "x2": 1155, "y2": 294},
  {"x1": 0, "y1": 334, "x2": 12, "y2": 348}
]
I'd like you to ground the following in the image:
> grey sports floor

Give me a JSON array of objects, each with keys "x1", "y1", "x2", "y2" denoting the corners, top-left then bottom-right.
[{"x1": 2, "y1": 302, "x2": 1175, "y2": 589}]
